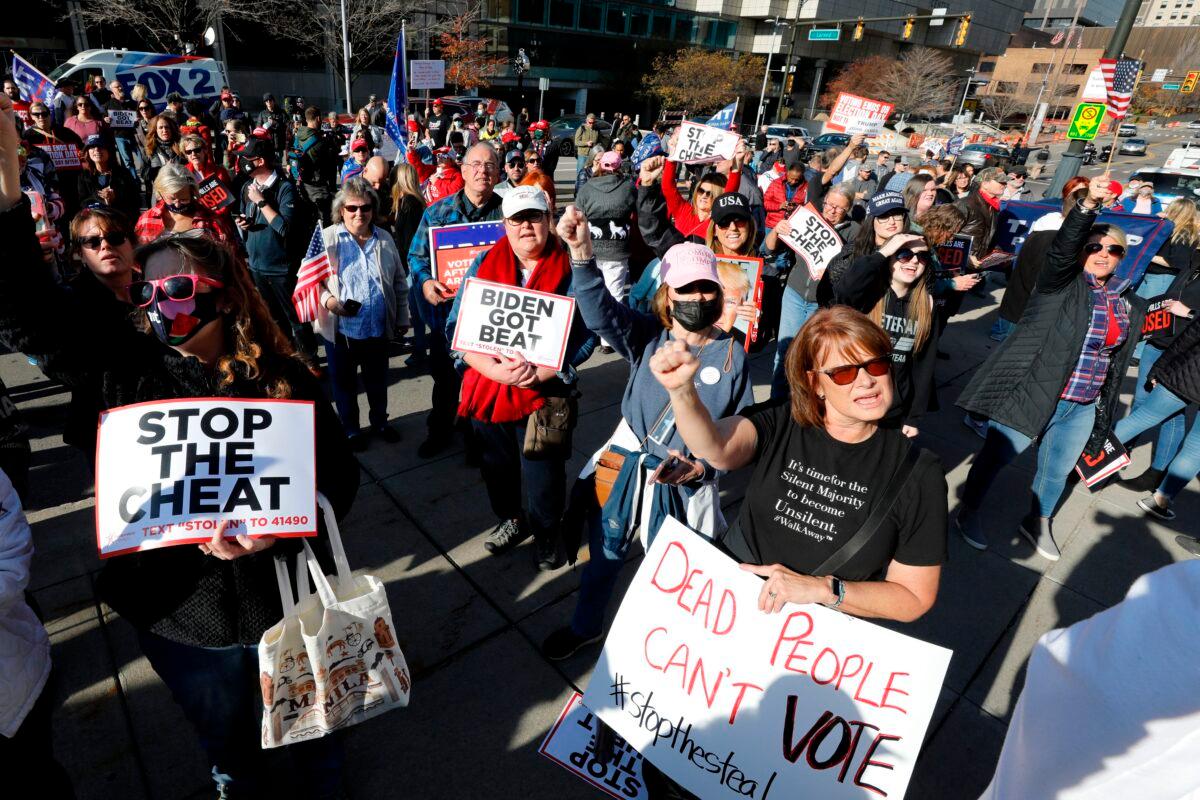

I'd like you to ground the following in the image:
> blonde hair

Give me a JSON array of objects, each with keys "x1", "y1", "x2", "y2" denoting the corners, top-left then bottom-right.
[
  {"x1": 131, "y1": 83, "x2": 147, "y2": 102},
  {"x1": 1164, "y1": 198, "x2": 1199, "y2": 247},
  {"x1": 390, "y1": 162, "x2": 425, "y2": 215},
  {"x1": 716, "y1": 260, "x2": 750, "y2": 300},
  {"x1": 867, "y1": 257, "x2": 935, "y2": 352},
  {"x1": 704, "y1": 207, "x2": 757, "y2": 256}
]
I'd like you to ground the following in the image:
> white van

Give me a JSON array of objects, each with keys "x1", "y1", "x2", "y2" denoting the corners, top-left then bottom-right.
[{"x1": 48, "y1": 50, "x2": 228, "y2": 106}]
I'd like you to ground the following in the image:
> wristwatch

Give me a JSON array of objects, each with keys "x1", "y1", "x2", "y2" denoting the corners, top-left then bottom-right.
[
  {"x1": 255, "y1": 199, "x2": 267, "y2": 209},
  {"x1": 829, "y1": 577, "x2": 846, "y2": 609}
]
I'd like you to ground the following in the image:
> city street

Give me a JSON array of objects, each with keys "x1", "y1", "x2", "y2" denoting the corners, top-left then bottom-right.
[{"x1": 11, "y1": 144, "x2": 1197, "y2": 799}]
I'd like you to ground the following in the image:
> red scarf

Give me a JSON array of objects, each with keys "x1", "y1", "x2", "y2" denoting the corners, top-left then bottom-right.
[{"x1": 457, "y1": 236, "x2": 572, "y2": 424}]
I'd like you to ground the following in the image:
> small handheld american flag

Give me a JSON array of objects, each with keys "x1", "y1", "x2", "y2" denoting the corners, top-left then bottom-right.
[
  {"x1": 292, "y1": 223, "x2": 332, "y2": 323},
  {"x1": 1099, "y1": 57, "x2": 1141, "y2": 121}
]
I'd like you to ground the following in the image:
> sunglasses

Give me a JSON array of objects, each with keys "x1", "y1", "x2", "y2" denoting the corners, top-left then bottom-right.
[
  {"x1": 1083, "y1": 242, "x2": 1126, "y2": 258},
  {"x1": 343, "y1": 203, "x2": 373, "y2": 214},
  {"x1": 127, "y1": 274, "x2": 224, "y2": 308},
  {"x1": 183, "y1": 148, "x2": 204, "y2": 156},
  {"x1": 894, "y1": 248, "x2": 931, "y2": 265},
  {"x1": 78, "y1": 231, "x2": 129, "y2": 250},
  {"x1": 811, "y1": 355, "x2": 891, "y2": 386},
  {"x1": 715, "y1": 216, "x2": 749, "y2": 229},
  {"x1": 138, "y1": 106, "x2": 152, "y2": 111},
  {"x1": 505, "y1": 211, "x2": 547, "y2": 225},
  {"x1": 695, "y1": 188, "x2": 716, "y2": 199},
  {"x1": 31, "y1": 111, "x2": 50, "y2": 118}
]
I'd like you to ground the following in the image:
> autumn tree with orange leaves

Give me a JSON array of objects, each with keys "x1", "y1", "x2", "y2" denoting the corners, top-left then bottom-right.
[{"x1": 436, "y1": 9, "x2": 507, "y2": 93}]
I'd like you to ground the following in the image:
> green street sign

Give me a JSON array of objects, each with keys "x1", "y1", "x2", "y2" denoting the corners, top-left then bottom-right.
[
  {"x1": 1163, "y1": 83, "x2": 1181, "y2": 91},
  {"x1": 1067, "y1": 102, "x2": 1106, "y2": 141},
  {"x1": 808, "y1": 28, "x2": 840, "y2": 41}
]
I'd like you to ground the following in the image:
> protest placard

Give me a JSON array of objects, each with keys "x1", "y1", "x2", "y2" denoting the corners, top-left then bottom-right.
[
  {"x1": 42, "y1": 142, "x2": 81, "y2": 171},
  {"x1": 780, "y1": 204, "x2": 843, "y2": 281},
  {"x1": 826, "y1": 93, "x2": 895, "y2": 137},
  {"x1": 1142, "y1": 294, "x2": 1183, "y2": 342},
  {"x1": 429, "y1": 220, "x2": 505, "y2": 295},
  {"x1": 108, "y1": 109, "x2": 137, "y2": 128},
  {"x1": 95, "y1": 398, "x2": 318, "y2": 558},
  {"x1": 668, "y1": 121, "x2": 741, "y2": 165},
  {"x1": 1075, "y1": 436, "x2": 1131, "y2": 488},
  {"x1": 197, "y1": 175, "x2": 236, "y2": 211},
  {"x1": 451, "y1": 277, "x2": 577, "y2": 371},
  {"x1": 540, "y1": 692, "x2": 648, "y2": 800},
  {"x1": 935, "y1": 234, "x2": 973, "y2": 276},
  {"x1": 582, "y1": 518, "x2": 952, "y2": 800},
  {"x1": 715, "y1": 255, "x2": 763, "y2": 352},
  {"x1": 410, "y1": 59, "x2": 446, "y2": 90}
]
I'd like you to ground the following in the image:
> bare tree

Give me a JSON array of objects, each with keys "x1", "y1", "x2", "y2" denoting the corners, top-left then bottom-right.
[
  {"x1": 69, "y1": 0, "x2": 272, "y2": 53},
  {"x1": 875, "y1": 47, "x2": 960, "y2": 122},
  {"x1": 979, "y1": 89, "x2": 1025, "y2": 126}
]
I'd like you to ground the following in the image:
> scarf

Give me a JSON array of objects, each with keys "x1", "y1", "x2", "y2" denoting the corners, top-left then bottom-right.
[{"x1": 457, "y1": 236, "x2": 572, "y2": 424}]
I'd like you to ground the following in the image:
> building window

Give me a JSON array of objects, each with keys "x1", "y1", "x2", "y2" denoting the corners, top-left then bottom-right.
[
  {"x1": 548, "y1": 0, "x2": 574, "y2": 27},
  {"x1": 606, "y1": 5, "x2": 626, "y2": 34},
  {"x1": 674, "y1": 16, "x2": 697, "y2": 42},
  {"x1": 978, "y1": 61, "x2": 996, "y2": 73},
  {"x1": 1031, "y1": 62, "x2": 1053, "y2": 74},
  {"x1": 1064, "y1": 63, "x2": 1088, "y2": 74},
  {"x1": 650, "y1": 11, "x2": 671, "y2": 38},
  {"x1": 1055, "y1": 84, "x2": 1079, "y2": 97},
  {"x1": 994, "y1": 81, "x2": 1018, "y2": 94},
  {"x1": 516, "y1": 0, "x2": 547, "y2": 25},
  {"x1": 579, "y1": 2, "x2": 602, "y2": 30},
  {"x1": 628, "y1": 8, "x2": 650, "y2": 36}
]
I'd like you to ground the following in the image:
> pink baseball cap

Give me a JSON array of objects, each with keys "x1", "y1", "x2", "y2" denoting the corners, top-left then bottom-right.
[
  {"x1": 661, "y1": 243, "x2": 720, "y2": 288},
  {"x1": 599, "y1": 151, "x2": 622, "y2": 172}
]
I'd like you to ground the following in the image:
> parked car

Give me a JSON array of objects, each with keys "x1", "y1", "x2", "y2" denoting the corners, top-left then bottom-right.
[
  {"x1": 1119, "y1": 138, "x2": 1148, "y2": 156},
  {"x1": 806, "y1": 132, "x2": 852, "y2": 152},
  {"x1": 1118, "y1": 123, "x2": 1138, "y2": 137},
  {"x1": 1127, "y1": 168, "x2": 1200, "y2": 204},
  {"x1": 547, "y1": 115, "x2": 613, "y2": 157},
  {"x1": 1188, "y1": 120, "x2": 1200, "y2": 130},
  {"x1": 409, "y1": 96, "x2": 514, "y2": 127},
  {"x1": 956, "y1": 143, "x2": 1012, "y2": 168},
  {"x1": 764, "y1": 124, "x2": 813, "y2": 144}
]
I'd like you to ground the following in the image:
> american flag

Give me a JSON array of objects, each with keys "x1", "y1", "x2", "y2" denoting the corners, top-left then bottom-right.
[
  {"x1": 1100, "y1": 57, "x2": 1141, "y2": 120},
  {"x1": 1050, "y1": 30, "x2": 1065, "y2": 46},
  {"x1": 291, "y1": 223, "x2": 332, "y2": 323}
]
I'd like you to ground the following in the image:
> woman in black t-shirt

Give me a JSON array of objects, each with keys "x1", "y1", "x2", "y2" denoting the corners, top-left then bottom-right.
[{"x1": 650, "y1": 304, "x2": 947, "y2": 619}]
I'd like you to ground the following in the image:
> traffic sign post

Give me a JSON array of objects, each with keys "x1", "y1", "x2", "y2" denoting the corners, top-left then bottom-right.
[
  {"x1": 538, "y1": 76, "x2": 549, "y2": 120},
  {"x1": 808, "y1": 28, "x2": 840, "y2": 41},
  {"x1": 1067, "y1": 102, "x2": 1105, "y2": 141}
]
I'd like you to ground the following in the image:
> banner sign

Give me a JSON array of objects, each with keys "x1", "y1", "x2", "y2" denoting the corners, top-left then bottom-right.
[
  {"x1": 706, "y1": 101, "x2": 738, "y2": 131},
  {"x1": 826, "y1": 93, "x2": 894, "y2": 137},
  {"x1": 715, "y1": 255, "x2": 763, "y2": 352},
  {"x1": 995, "y1": 200, "x2": 1174, "y2": 286},
  {"x1": 582, "y1": 519, "x2": 952, "y2": 800},
  {"x1": 108, "y1": 109, "x2": 137, "y2": 128},
  {"x1": 197, "y1": 175, "x2": 236, "y2": 211},
  {"x1": 781, "y1": 203, "x2": 843, "y2": 281},
  {"x1": 1075, "y1": 436, "x2": 1131, "y2": 488},
  {"x1": 540, "y1": 692, "x2": 648, "y2": 800},
  {"x1": 669, "y1": 121, "x2": 740, "y2": 165},
  {"x1": 429, "y1": 220, "x2": 505, "y2": 295},
  {"x1": 1081, "y1": 68, "x2": 1108, "y2": 102},
  {"x1": 95, "y1": 399, "x2": 318, "y2": 558},
  {"x1": 42, "y1": 143, "x2": 81, "y2": 171},
  {"x1": 410, "y1": 60, "x2": 446, "y2": 91},
  {"x1": 945, "y1": 134, "x2": 965, "y2": 156},
  {"x1": 1142, "y1": 294, "x2": 1183, "y2": 342},
  {"x1": 451, "y1": 277, "x2": 577, "y2": 371},
  {"x1": 935, "y1": 234, "x2": 973, "y2": 276}
]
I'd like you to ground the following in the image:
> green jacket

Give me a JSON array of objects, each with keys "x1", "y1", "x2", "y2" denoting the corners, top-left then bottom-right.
[{"x1": 573, "y1": 122, "x2": 599, "y2": 154}]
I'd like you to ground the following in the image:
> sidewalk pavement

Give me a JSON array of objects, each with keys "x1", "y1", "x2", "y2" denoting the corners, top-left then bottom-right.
[{"x1": 13, "y1": 236, "x2": 1197, "y2": 799}]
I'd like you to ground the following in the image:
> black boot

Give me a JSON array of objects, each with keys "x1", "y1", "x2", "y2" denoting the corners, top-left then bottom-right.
[{"x1": 1117, "y1": 467, "x2": 1165, "y2": 493}]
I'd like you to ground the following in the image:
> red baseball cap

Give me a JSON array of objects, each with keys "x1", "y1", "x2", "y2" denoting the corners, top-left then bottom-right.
[
  {"x1": 351, "y1": 138, "x2": 370, "y2": 152},
  {"x1": 432, "y1": 98, "x2": 443, "y2": 107},
  {"x1": 406, "y1": 120, "x2": 419, "y2": 133},
  {"x1": 1108, "y1": 179, "x2": 1123, "y2": 196}
]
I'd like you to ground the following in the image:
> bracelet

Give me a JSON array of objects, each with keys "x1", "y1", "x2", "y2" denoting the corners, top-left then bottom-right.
[{"x1": 828, "y1": 577, "x2": 846, "y2": 608}]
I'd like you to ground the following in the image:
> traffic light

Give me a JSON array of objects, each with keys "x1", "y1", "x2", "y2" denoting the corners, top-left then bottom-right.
[
  {"x1": 902, "y1": 16, "x2": 914, "y2": 39},
  {"x1": 854, "y1": 18, "x2": 864, "y2": 41},
  {"x1": 954, "y1": 14, "x2": 971, "y2": 47},
  {"x1": 785, "y1": 72, "x2": 795, "y2": 94},
  {"x1": 1183, "y1": 70, "x2": 1200, "y2": 94}
]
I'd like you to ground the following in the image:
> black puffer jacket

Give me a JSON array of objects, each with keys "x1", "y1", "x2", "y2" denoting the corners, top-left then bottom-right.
[
  {"x1": 1151, "y1": 315, "x2": 1200, "y2": 405},
  {"x1": 955, "y1": 189, "x2": 998, "y2": 260},
  {"x1": 957, "y1": 202, "x2": 1147, "y2": 454}
]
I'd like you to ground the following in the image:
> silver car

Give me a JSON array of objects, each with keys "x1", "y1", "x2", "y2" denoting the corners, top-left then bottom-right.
[
  {"x1": 1119, "y1": 138, "x2": 1148, "y2": 156},
  {"x1": 955, "y1": 143, "x2": 1011, "y2": 168}
]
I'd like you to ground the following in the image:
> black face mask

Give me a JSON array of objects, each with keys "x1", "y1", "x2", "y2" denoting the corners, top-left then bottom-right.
[
  {"x1": 146, "y1": 291, "x2": 222, "y2": 346},
  {"x1": 164, "y1": 200, "x2": 195, "y2": 214},
  {"x1": 671, "y1": 297, "x2": 722, "y2": 332}
]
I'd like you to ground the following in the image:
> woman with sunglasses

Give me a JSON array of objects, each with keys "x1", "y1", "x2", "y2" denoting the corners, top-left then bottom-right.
[
  {"x1": 0, "y1": 97, "x2": 359, "y2": 794},
  {"x1": 135, "y1": 163, "x2": 233, "y2": 245},
  {"x1": 955, "y1": 174, "x2": 1147, "y2": 562},
  {"x1": 180, "y1": 133, "x2": 236, "y2": 229},
  {"x1": 819, "y1": 190, "x2": 913, "y2": 305},
  {"x1": 21, "y1": 102, "x2": 83, "y2": 150},
  {"x1": 133, "y1": 99, "x2": 156, "y2": 165},
  {"x1": 77, "y1": 133, "x2": 140, "y2": 220},
  {"x1": 312, "y1": 178, "x2": 410, "y2": 449},
  {"x1": 140, "y1": 113, "x2": 182, "y2": 204},
  {"x1": 64, "y1": 95, "x2": 105, "y2": 142},
  {"x1": 658, "y1": 130, "x2": 740, "y2": 239},
  {"x1": 643, "y1": 304, "x2": 945, "y2": 796},
  {"x1": 540, "y1": 210, "x2": 750, "y2": 662}
]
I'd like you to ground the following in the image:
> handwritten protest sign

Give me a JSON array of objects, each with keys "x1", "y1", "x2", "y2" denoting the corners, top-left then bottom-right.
[
  {"x1": 935, "y1": 234, "x2": 973, "y2": 276},
  {"x1": 826, "y1": 93, "x2": 895, "y2": 137},
  {"x1": 1075, "y1": 436, "x2": 1130, "y2": 488},
  {"x1": 669, "y1": 121, "x2": 740, "y2": 165},
  {"x1": 540, "y1": 692, "x2": 648, "y2": 800},
  {"x1": 582, "y1": 519, "x2": 952, "y2": 800},
  {"x1": 451, "y1": 277, "x2": 577, "y2": 371},
  {"x1": 429, "y1": 220, "x2": 505, "y2": 295},
  {"x1": 197, "y1": 175, "x2": 236, "y2": 211},
  {"x1": 715, "y1": 255, "x2": 763, "y2": 352},
  {"x1": 95, "y1": 399, "x2": 317, "y2": 558},
  {"x1": 410, "y1": 59, "x2": 446, "y2": 90},
  {"x1": 780, "y1": 204, "x2": 843, "y2": 281},
  {"x1": 108, "y1": 109, "x2": 137, "y2": 128},
  {"x1": 42, "y1": 142, "x2": 81, "y2": 171}
]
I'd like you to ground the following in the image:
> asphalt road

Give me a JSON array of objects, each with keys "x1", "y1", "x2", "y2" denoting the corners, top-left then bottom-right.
[{"x1": 1025, "y1": 129, "x2": 1196, "y2": 197}]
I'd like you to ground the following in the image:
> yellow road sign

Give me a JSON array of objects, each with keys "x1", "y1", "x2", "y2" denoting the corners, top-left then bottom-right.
[{"x1": 1067, "y1": 102, "x2": 1106, "y2": 140}]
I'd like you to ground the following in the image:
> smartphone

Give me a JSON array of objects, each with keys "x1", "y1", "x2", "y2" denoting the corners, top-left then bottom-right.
[
  {"x1": 341, "y1": 299, "x2": 362, "y2": 316},
  {"x1": 650, "y1": 455, "x2": 681, "y2": 484}
]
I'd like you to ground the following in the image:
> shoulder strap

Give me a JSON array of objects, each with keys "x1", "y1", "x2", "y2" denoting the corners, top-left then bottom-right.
[{"x1": 810, "y1": 443, "x2": 928, "y2": 578}]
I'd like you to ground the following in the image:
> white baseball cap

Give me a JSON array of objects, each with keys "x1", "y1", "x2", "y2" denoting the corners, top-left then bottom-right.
[{"x1": 501, "y1": 185, "x2": 549, "y2": 218}]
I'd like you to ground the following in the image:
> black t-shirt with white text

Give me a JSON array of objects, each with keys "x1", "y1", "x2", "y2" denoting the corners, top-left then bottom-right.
[{"x1": 719, "y1": 401, "x2": 947, "y2": 582}]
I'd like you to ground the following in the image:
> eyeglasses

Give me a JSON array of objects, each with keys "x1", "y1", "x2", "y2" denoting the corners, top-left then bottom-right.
[
  {"x1": 127, "y1": 274, "x2": 224, "y2": 308},
  {"x1": 505, "y1": 211, "x2": 547, "y2": 226},
  {"x1": 810, "y1": 355, "x2": 891, "y2": 386},
  {"x1": 77, "y1": 231, "x2": 128, "y2": 250},
  {"x1": 823, "y1": 202, "x2": 850, "y2": 214},
  {"x1": 183, "y1": 148, "x2": 204, "y2": 156},
  {"x1": 525, "y1": 157, "x2": 539, "y2": 164},
  {"x1": 30, "y1": 111, "x2": 50, "y2": 118},
  {"x1": 695, "y1": 188, "x2": 716, "y2": 199},
  {"x1": 894, "y1": 249, "x2": 931, "y2": 265},
  {"x1": 463, "y1": 160, "x2": 498, "y2": 173},
  {"x1": 343, "y1": 203, "x2": 374, "y2": 214},
  {"x1": 1083, "y1": 242, "x2": 1126, "y2": 258}
]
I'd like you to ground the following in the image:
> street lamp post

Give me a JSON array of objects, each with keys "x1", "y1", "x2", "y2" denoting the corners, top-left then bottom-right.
[
  {"x1": 957, "y1": 68, "x2": 977, "y2": 118},
  {"x1": 754, "y1": 17, "x2": 787, "y2": 133}
]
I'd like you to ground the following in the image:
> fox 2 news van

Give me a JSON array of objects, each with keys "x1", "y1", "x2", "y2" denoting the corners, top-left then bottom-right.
[{"x1": 48, "y1": 50, "x2": 228, "y2": 105}]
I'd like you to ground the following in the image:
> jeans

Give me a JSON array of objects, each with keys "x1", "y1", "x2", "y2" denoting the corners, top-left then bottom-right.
[
  {"x1": 771, "y1": 286, "x2": 818, "y2": 401},
  {"x1": 252, "y1": 271, "x2": 319, "y2": 361},
  {"x1": 470, "y1": 418, "x2": 566, "y2": 536},
  {"x1": 322, "y1": 333, "x2": 390, "y2": 434},
  {"x1": 1114, "y1": 384, "x2": 1200, "y2": 500},
  {"x1": 112, "y1": 136, "x2": 139, "y2": 182},
  {"x1": 571, "y1": 506, "x2": 624, "y2": 638},
  {"x1": 407, "y1": 282, "x2": 427, "y2": 359},
  {"x1": 962, "y1": 398, "x2": 1096, "y2": 518},
  {"x1": 576, "y1": 154, "x2": 588, "y2": 172},
  {"x1": 1133, "y1": 272, "x2": 1174, "y2": 359},
  {"x1": 137, "y1": 630, "x2": 344, "y2": 800},
  {"x1": 424, "y1": 316, "x2": 462, "y2": 438},
  {"x1": 989, "y1": 316, "x2": 1015, "y2": 342},
  {"x1": 1132, "y1": 343, "x2": 1187, "y2": 471}
]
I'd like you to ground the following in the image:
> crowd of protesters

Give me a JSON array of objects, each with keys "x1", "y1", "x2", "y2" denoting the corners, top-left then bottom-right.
[{"x1": 2, "y1": 65, "x2": 1200, "y2": 800}]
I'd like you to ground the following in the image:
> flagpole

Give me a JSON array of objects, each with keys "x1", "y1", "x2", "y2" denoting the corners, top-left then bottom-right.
[
  {"x1": 1102, "y1": 49, "x2": 1144, "y2": 175},
  {"x1": 340, "y1": 0, "x2": 352, "y2": 115}
]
